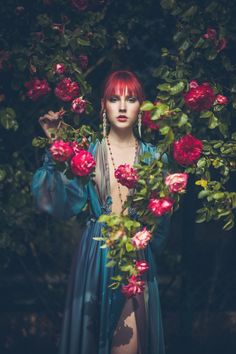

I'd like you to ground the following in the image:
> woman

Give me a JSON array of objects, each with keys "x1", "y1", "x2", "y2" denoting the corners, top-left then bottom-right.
[{"x1": 32, "y1": 70, "x2": 170, "y2": 354}]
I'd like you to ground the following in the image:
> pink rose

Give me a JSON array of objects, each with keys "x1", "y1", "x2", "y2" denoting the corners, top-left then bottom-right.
[
  {"x1": 173, "y1": 134, "x2": 203, "y2": 166},
  {"x1": 53, "y1": 63, "x2": 65, "y2": 74},
  {"x1": 131, "y1": 227, "x2": 152, "y2": 249},
  {"x1": 70, "y1": 150, "x2": 96, "y2": 176},
  {"x1": 148, "y1": 197, "x2": 174, "y2": 217},
  {"x1": 184, "y1": 82, "x2": 215, "y2": 111},
  {"x1": 54, "y1": 77, "x2": 80, "y2": 102},
  {"x1": 135, "y1": 260, "x2": 149, "y2": 275},
  {"x1": 79, "y1": 54, "x2": 88, "y2": 70},
  {"x1": 71, "y1": 97, "x2": 87, "y2": 114},
  {"x1": 114, "y1": 164, "x2": 139, "y2": 189},
  {"x1": 165, "y1": 173, "x2": 188, "y2": 193},
  {"x1": 70, "y1": 141, "x2": 82, "y2": 155},
  {"x1": 203, "y1": 28, "x2": 217, "y2": 41},
  {"x1": 215, "y1": 94, "x2": 228, "y2": 105},
  {"x1": 25, "y1": 78, "x2": 51, "y2": 101},
  {"x1": 50, "y1": 140, "x2": 74, "y2": 162},
  {"x1": 121, "y1": 275, "x2": 145, "y2": 298}
]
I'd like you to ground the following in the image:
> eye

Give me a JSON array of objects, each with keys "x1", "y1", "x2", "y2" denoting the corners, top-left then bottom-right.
[
  {"x1": 127, "y1": 96, "x2": 138, "y2": 103},
  {"x1": 108, "y1": 96, "x2": 119, "y2": 103}
]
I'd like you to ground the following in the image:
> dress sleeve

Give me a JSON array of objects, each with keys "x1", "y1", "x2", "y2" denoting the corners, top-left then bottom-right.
[{"x1": 31, "y1": 150, "x2": 88, "y2": 220}]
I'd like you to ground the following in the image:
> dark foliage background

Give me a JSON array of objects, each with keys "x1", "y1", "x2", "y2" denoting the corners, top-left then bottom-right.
[{"x1": 0, "y1": 0, "x2": 235, "y2": 353}]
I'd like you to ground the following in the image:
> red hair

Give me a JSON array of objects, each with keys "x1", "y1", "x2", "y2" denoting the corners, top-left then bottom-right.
[{"x1": 102, "y1": 70, "x2": 144, "y2": 103}]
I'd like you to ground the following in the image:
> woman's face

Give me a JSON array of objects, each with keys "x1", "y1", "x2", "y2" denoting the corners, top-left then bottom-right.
[{"x1": 102, "y1": 87, "x2": 141, "y2": 131}]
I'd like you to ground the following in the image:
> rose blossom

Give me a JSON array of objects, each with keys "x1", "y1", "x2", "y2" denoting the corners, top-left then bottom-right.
[
  {"x1": 121, "y1": 275, "x2": 145, "y2": 298},
  {"x1": 53, "y1": 63, "x2": 65, "y2": 74},
  {"x1": 135, "y1": 260, "x2": 149, "y2": 275},
  {"x1": 71, "y1": 0, "x2": 88, "y2": 11},
  {"x1": 71, "y1": 97, "x2": 87, "y2": 114},
  {"x1": 54, "y1": 77, "x2": 80, "y2": 102},
  {"x1": 71, "y1": 141, "x2": 82, "y2": 155},
  {"x1": 131, "y1": 227, "x2": 152, "y2": 249},
  {"x1": 25, "y1": 78, "x2": 51, "y2": 101},
  {"x1": 148, "y1": 197, "x2": 174, "y2": 217},
  {"x1": 203, "y1": 28, "x2": 217, "y2": 41},
  {"x1": 70, "y1": 150, "x2": 96, "y2": 176},
  {"x1": 79, "y1": 54, "x2": 88, "y2": 70},
  {"x1": 215, "y1": 94, "x2": 228, "y2": 105},
  {"x1": 114, "y1": 164, "x2": 139, "y2": 189},
  {"x1": 184, "y1": 82, "x2": 215, "y2": 111},
  {"x1": 50, "y1": 140, "x2": 74, "y2": 162},
  {"x1": 165, "y1": 173, "x2": 188, "y2": 193},
  {"x1": 173, "y1": 134, "x2": 203, "y2": 166}
]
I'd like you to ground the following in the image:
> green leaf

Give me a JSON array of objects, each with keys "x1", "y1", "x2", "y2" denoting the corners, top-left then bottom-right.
[
  {"x1": 212, "y1": 192, "x2": 225, "y2": 200},
  {"x1": 200, "y1": 111, "x2": 213, "y2": 118},
  {"x1": 159, "y1": 125, "x2": 170, "y2": 135},
  {"x1": 157, "y1": 83, "x2": 171, "y2": 92},
  {"x1": 198, "y1": 190, "x2": 209, "y2": 199},
  {"x1": 125, "y1": 242, "x2": 134, "y2": 252},
  {"x1": 76, "y1": 37, "x2": 90, "y2": 46},
  {"x1": 0, "y1": 108, "x2": 18, "y2": 130},
  {"x1": 0, "y1": 168, "x2": 7, "y2": 182},
  {"x1": 106, "y1": 260, "x2": 116, "y2": 267},
  {"x1": 178, "y1": 113, "x2": 188, "y2": 127},
  {"x1": 170, "y1": 82, "x2": 185, "y2": 95},
  {"x1": 208, "y1": 115, "x2": 219, "y2": 129},
  {"x1": 140, "y1": 101, "x2": 154, "y2": 111}
]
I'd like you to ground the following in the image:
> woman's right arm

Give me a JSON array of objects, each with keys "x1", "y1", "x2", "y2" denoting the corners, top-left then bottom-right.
[{"x1": 32, "y1": 111, "x2": 88, "y2": 219}]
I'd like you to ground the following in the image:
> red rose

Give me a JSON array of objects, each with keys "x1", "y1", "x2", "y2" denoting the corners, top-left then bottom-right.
[
  {"x1": 148, "y1": 197, "x2": 174, "y2": 217},
  {"x1": 142, "y1": 101, "x2": 161, "y2": 130},
  {"x1": 70, "y1": 141, "x2": 82, "y2": 155},
  {"x1": 173, "y1": 134, "x2": 203, "y2": 166},
  {"x1": 71, "y1": 0, "x2": 88, "y2": 11},
  {"x1": 184, "y1": 83, "x2": 215, "y2": 111},
  {"x1": 71, "y1": 97, "x2": 87, "y2": 114},
  {"x1": 70, "y1": 150, "x2": 96, "y2": 176},
  {"x1": 79, "y1": 54, "x2": 88, "y2": 70},
  {"x1": 165, "y1": 173, "x2": 188, "y2": 193},
  {"x1": 203, "y1": 28, "x2": 217, "y2": 41},
  {"x1": 53, "y1": 63, "x2": 65, "y2": 75},
  {"x1": 114, "y1": 164, "x2": 139, "y2": 189},
  {"x1": 217, "y1": 38, "x2": 227, "y2": 52},
  {"x1": 25, "y1": 78, "x2": 51, "y2": 101},
  {"x1": 54, "y1": 77, "x2": 80, "y2": 102},
  {"x1": 131, "y1": 227, "x2": 152, "y2": 249},
  {"x1": 50, "y1": 140, "x2": 74, "y2": 162},
  {"x1": 121, "y1": 275, "x2": 145, "y2": 298},
  {"x1": 215, "y1": 94, "x2": 228, "y2": 105},
  {"x1": 135, "y1": 260, "x2": 149, "y2": 276}
]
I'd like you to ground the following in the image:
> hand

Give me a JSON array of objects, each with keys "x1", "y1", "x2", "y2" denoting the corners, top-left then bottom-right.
[{"x1": 38, "y1": 110, "x2": 64, "y2": 140}]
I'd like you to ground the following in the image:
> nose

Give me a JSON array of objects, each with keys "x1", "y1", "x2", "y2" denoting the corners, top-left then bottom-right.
[{"x1": 119, "y1": 98, "x2": 127, "y2": 112}]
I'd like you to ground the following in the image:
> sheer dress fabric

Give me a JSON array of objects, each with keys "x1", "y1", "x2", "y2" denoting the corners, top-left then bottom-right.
[{"x1": 32, "y1": 139, "x2": 170, "y2": 354}]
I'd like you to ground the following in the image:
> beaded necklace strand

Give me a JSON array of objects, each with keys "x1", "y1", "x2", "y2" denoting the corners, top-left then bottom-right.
[{"x1": 106, "y1": 135, "x2": 139, "y2": 208}]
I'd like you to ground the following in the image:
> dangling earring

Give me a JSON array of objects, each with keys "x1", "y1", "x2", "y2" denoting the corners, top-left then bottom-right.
[
  {"x1": 103, "y1": 111, "x2": 107, "y2": 138},
  {"x1": 138, "y1": 111, "x2": 142, "y2": 138}
]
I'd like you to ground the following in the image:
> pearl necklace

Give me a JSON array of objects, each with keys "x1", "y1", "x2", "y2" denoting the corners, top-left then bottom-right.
[{"x1": 106, "y1": 135, "x2": 139, "y2": 208}]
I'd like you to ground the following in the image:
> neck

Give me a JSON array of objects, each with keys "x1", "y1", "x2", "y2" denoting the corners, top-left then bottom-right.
[{"x1": 107, "y1": 127, "x2": 136, "y2": 146}]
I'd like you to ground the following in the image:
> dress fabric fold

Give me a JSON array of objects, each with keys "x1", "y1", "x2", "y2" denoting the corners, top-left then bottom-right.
[{"x1": 31, "y1": 139, "x2": 169, "y2": 354}]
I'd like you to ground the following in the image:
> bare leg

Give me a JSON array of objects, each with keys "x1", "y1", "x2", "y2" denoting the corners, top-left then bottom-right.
[{"x1": 111, "y1": 298, "x2": 138, "y2": 354}]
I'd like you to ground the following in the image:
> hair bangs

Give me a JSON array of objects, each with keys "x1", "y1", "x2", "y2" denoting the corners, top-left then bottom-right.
[{"x1": 102, "y1": 70, "x2": 144, "y2": 103}]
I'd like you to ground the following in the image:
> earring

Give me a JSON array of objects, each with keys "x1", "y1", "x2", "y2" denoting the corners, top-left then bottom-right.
[
  {"x1": 138, "y1": 111, "x2": 142, "y2": 138},
  {"x1": 103, "y1": 111, "x2": 107, "y2": 138}
]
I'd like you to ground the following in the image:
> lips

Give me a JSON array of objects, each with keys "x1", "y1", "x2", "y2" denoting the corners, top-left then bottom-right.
[{"x1": 117, "y1": 115, "x2": 128, "y2": 122}]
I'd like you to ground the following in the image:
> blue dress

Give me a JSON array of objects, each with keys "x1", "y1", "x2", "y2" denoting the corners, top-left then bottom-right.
[{"x1": 32, "y1": 138, "x2": 170, "y2": 354}]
